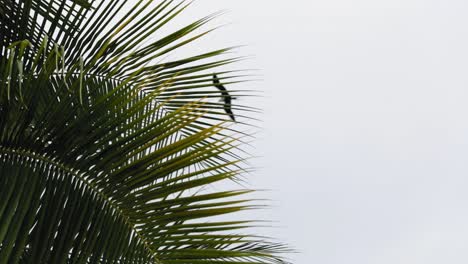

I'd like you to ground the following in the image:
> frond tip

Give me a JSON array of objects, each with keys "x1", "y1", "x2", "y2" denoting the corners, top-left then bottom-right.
[{"x1": 0, "y1": 0, "x2": 290, "y2": 263}]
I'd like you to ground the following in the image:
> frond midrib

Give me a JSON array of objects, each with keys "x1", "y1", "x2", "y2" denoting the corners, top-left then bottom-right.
[{"x1": 0, "y1": 145, "x2": 163, "y2": 264}]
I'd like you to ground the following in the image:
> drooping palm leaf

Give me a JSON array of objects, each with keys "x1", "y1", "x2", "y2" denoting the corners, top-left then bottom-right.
[{"x1": 0, "y1": 0, "x2": 288, "y2": 263}]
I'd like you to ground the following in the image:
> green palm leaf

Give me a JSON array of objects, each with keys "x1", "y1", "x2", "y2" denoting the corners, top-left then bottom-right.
[{"x1": 0, "y1": 0, "x2": 289, "y2": 263}]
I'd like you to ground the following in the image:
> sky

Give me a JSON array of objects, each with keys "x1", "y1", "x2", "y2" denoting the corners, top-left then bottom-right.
[{"x1": 128, "y1": 1, "x2": 468, "y2": 263}]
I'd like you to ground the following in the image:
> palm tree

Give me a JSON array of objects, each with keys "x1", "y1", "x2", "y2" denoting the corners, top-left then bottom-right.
[{"x1": 0, "y1": 0, "x2": 289, "y2": 263}]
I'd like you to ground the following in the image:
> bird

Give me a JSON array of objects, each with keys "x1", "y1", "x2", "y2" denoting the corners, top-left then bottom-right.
[{"x1": 213, "y1": 74, "x2": 236, "y2": 122}]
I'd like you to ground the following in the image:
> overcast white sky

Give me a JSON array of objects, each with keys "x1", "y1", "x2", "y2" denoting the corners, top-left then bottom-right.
[{"x1": 132, "y1": 1, "x2": 468, "y2": 263}]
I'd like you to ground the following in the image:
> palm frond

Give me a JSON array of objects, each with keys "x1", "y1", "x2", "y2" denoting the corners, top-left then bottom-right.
[{"x1": 0, "y1": 1, "x2": 289, "y2": 263}]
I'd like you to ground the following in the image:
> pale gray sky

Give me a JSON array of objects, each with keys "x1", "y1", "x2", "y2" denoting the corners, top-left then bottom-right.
[{"x1": 131, "y1": 1, "x2": 468, "y2": 263}]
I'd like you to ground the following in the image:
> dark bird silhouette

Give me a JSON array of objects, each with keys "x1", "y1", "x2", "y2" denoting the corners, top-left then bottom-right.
[{"x1": 213, "y1": 74, "x2": 236, "y2": 122}]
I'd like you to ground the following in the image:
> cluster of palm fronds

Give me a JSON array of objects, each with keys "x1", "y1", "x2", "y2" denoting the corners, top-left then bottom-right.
[{"x1": 0, "y1": 0, "x2": 289, "y2": 263}]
